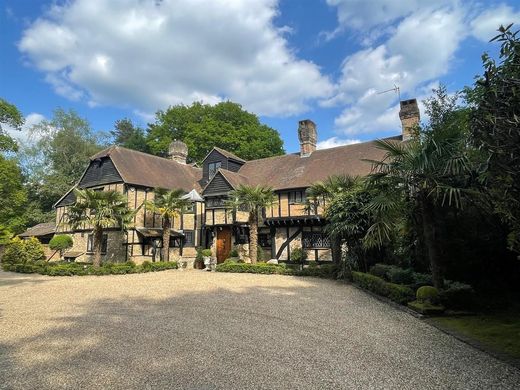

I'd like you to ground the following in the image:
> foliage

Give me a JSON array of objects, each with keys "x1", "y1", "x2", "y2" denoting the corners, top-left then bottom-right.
[
  {"x1": 229, "y1": 247, "x2": 239, "y2": 258},
  {"x1": 49, "y1": 234, "x2": 73, "y2": 251},
  {"x1": 364, "y1": 86, "x2": 477, "y2": 289},
  {"x1": 67, "y1": 188, "x2": 137, "y2": 267},
  {"x1": 146, "y1": 101, "x2": 284, "y2": 162},
  {"x1": 227, "y1": 184, "x2": 275, "y2": 264},
  {"x1": 2, "y1": 260, "x2": 178, "y2": 275},
  {"x1": 369, "y1": 263, "x2": 394, "y2": 279},
  {"x1": 201, "y1": 249, "x2": 212, "y2": 257},
  {"x1": 111, "y1": 118, "x2": 149, "y2": 153},
  {"x1": 291, "y1": 263, "x2": 337, "y2": 278},
  {"x1": 439, "y1": 281, "x2": 476, "y2": 309},
  {"x1": 388, "y1": 267, "x2": 415, "y2": 285},
  {"x1": 20, "y1": 108, "x2": 104, "y2": 213},
  {"x1": 416, "y1": 286, "x2": 440, "y2": 304},
  {"x1": 0, "y1": 98, "x2": 24, "y2": 152},
  {"x1": 352, "y1": 271, "x2": 415, "y2": 305},
  {"x1": 0, "y1": 155, "x2": 27, "y2": 237},
  {"x1": 290, "y1": 247, "x2": 307, "y2": 262},
  {"x1": 1, "y1": 237, "x2": 45, "y2": 265},
  {"x1": 216, "y1": 261, "x2": 287, "y2": 274},
  {"x1": 467, "y1": 25, "x2": 520, "y2": 251},
  {"x1": 407, "y1": 300, "x2": 445, "y2": 315}
]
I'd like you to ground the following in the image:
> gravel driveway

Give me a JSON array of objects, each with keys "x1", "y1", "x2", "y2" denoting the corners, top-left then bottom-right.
[{"x1": 0, "y1": 270, "x2": 518, "y2": 389}]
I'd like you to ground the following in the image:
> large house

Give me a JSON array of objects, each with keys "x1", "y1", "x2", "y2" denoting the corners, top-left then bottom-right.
[{"x1": 52, "y1": 99, "x2": 420, "y2": 265}]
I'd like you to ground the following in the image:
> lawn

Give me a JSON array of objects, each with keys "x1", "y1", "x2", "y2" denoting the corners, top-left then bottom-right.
[{"x1": 431, "y1": 308, "x2": 520, "y2": 360}]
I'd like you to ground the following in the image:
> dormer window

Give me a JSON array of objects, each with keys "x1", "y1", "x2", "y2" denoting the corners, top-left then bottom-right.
[{"x1": 208, "y1": 161, "x2": 221, "y2": 179}]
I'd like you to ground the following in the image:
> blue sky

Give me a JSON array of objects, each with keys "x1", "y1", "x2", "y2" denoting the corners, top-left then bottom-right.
[{"x1": 1, "y1": 0, "x2": 519, "y2": 153}]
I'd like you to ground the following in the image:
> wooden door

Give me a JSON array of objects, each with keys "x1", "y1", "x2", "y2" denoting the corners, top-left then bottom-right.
[{"x1": 216, "y1": 227, "x2": 232, "y2": 263}]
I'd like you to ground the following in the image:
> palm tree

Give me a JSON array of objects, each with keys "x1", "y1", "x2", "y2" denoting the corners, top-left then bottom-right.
[
  {"x1": 305, "y1": 175, "x2": 361, "y2": 265},
  {"x1": 227, "y1": 185, "x2": 275, "y2": 264},
  {"x1": 67, "y1": 188, "x2": 136, "y2": 268},
  {"x1": 363, "y1": 105, "x2": 474, "y2": 289},
  {"x1": 144, "y1": 188, "x2": 191, "y2": 262}
]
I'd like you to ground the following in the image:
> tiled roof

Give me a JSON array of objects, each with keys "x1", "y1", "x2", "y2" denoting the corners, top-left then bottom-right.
[
  {"x1": 91, "y1": 146, "x2": 203, "y2": 192},
  {"x1": 218, "y1": 169, "x2": 251, "y2": 189},
  {"x1": 236, "y1": 136, "x2": 401, "y2": 190},
  {"x1": 19, "y1": 222, "x2": 56, "y2": 237}
]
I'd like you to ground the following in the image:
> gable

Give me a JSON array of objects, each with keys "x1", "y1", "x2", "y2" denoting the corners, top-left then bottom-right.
[
  {"x1": 55, "y1": 187, "x2": 76, "y2": 207},
  {"x1": 202, "y1": 171, "x2": 233, "y2": 196},
  {"x1": 79, "y1": 157, "x2": 123, "y2": 188}
]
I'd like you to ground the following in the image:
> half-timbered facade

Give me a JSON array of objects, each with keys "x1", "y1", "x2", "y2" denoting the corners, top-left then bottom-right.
[{"x1": 53, "y1": 99, "x2": 420, "y2": 266}]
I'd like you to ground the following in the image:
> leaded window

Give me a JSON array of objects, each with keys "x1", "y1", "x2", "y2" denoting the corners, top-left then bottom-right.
[
  {"x1": 258, "y1": 233, "x2": 272, "y2": 247},
  {"x1": 302, "y1": 232, "x2": 330, "y2": 249},
  {"x1": 208, "y1": 161, "x2": 222, "y2": 178},
  {"x1": 86, "y1": 234, "x2": 108, "y2": 254},
  {"x1": 184, "y1": 230, "x2": 194, "y2": 247},
  {"x1": 288, "y1": 191, "x2": 306, "y2": 204}
]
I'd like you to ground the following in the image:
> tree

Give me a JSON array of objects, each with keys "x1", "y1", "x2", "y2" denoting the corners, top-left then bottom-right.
[
  {"x1": 0, "y1": 155, "x2": 28, "y2": 237},
  {"x1": 67, "y1": 189, "x2": 136, "y2": 268},
  {"x1": 146, "y1": 101, "x2": 284, "y2": 162},
  {"x1": 111, "y1": 118, "x2": 149, "y2": 153},
  {"x1": 364, "y1": 87, "x2": 476, "y2": 289},
  {"x1": 305, "y1": 175, "x2": 362, "y2": 269},
  {"x1": 227, "y1": 185, "x2": 275, "y2": 264},
  {"x1": 0, "y1": 98, "x2": 24, "y2": 152},
  {"x1": 144, "y1": 188, "x2": 191, "y2": 263},
  {"x1": 467, "y1": 24, "x2": 520, "y2": 251},
  {"x1": 49, "y1": 234, "x2": 73, "y2": 259},
  {"x1": 21, "y1": 108, "x2": 103, "y2": 212}
]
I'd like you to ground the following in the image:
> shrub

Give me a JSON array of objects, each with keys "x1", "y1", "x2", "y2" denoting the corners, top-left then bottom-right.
[
  {"x1": 388, "y1": 267, "x2": 415, "y2": 285},
  {"x1": 290, "y1": 247, "x2": 307, "y2": 263},
  {"x1": 49, "y1": 235, "x2": 73, "y2": 253},
  {"x1": 125, "y1": 260, "x2": 137, "y2": 268},
  {"x1": 1, "y1": 237, "x2": 45, "y2": 265},
  {"x1": 440, "y1": 282, "x2": 476, "y2": 309},
  {"x1": 411, "y1": 272, "x2": 433, "y2": 289},
  {"x1": 224, "y1": 257, "x2": 240, "y2": 263},
  {"x1": 369, "y1": 263, "x2": 393, "y2": 280},
  {"x1": 352, "y1": 271, "x2": 414, "y2": 305},
  {"x1": 201, "y1": 249, "x2": 212, "y2": 257},
  {"x1": 142, "y1": 260, "x2": 152, "y2": 270},
  {"x1": 216, "y1": 262, "x2": 286, "y2": 275},
  {"x1": 229, "y1": 247, "x2": 239, "y2": 258},
  {"x1": 291, "y1": 263, "x2": 337, "y2": 278},
  {"x1": 408, "y1": 300, "x2": 445, "y2": 315},
  {"x1": 416, "y1": 286, "x2": 439, "y2": 304}
]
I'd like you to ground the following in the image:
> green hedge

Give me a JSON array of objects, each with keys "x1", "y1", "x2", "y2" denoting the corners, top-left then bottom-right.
[
  {"x1": 352, "y1": 271, "x2": 414, "y2": 305},
  {"x1": 216, "y1": 261, "x2": 337, "y2": 278},
  {"x1": 1, "y1": 261, "x2": 178, "y2": 276}
]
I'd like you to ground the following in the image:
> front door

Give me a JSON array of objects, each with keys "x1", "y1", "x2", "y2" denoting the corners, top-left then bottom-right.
[{"x1": 216, "y1": 227, "x2": 232, "y2": 263}]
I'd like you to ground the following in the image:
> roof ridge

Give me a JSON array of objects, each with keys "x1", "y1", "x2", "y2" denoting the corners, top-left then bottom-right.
[{"x1": 213, "y1": 146, "x2": 246, "y2": 162}]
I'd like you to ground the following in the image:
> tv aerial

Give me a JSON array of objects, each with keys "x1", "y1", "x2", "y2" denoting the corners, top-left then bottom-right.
[{"x1": 377, "y1": 84, "x2": 401, "y2": 100}]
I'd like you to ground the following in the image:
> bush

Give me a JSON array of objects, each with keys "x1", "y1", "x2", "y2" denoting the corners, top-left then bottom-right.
[
  {"x1": 49, "y1": 235, "x2": 73, "y2": 253},
  {"x1": 440, "y1": 281, "x2": 476, "y2": 309},
  {"x1": 229, "y1": 247, "x2": 239, "y2": 258},
  {"x1": 290, "y1": 263, "x2": 337, "y2": 278},
  {"x1": 352, "y1": 271, "x2": 414, "y2": 305},
  {"x1": 388, "y1": 267, "x2": 415, "y2": 285},
  {"x1": 290, "y1": 247, "x2": 307, "y2": 263},
  {"x1": 408, "y1": 300, "x2": 445, "y2": 315},
  {"x1": 216, "y1": 262, "x2": 286, "y2": 275},
  {"x1": 411, "y1": 272, "x2": 433, "y2": 289},
  {"x1": 369, "y1": 263, "x2": 394, "y2": 280},
  {"x1": 201, "y1": 249, "x2": 212, "y2": 257},
  {"x1": 1, "y1": 237, "x2": 46, "y2": 265},
  {"x1": 416, "y1": 286, "x2": 439, "y2": 304},
  {"x1": 224, "y1": 257, "x2": 241, "y2": 263}
]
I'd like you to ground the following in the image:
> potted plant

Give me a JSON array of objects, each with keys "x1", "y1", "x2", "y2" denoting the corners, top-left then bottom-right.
[{"x1": 194, "y1": 247, "x2": 205, "y2": 269}]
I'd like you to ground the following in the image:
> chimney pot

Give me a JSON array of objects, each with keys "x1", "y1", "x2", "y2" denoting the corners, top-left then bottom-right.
[
  {"x1": 168, "y1": 140, "x2": 188, "y2": 164},
  {"x1": 298, "y1": 119, "x2": 317, "y2": 157},
  {"x1": 399, "y1": 99, "x2": 420, "y2": 141}
]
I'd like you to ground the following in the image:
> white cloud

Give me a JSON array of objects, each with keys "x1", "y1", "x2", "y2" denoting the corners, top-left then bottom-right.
[
  {"x1": 324, "y1": 2, "x2": 467, "y2": 135},
  {"x1": 4, "y1": 113, "x2": 46, "y2": 145},
  {"x1": 317, "y1": 137, "x2": 361, "y2": 149},
  {"x1": 19, "y1": 0, "x2": 333, "y2": 117},
  {"x1": 470, "y1": 4, "x2": 520, "y2": 42}
]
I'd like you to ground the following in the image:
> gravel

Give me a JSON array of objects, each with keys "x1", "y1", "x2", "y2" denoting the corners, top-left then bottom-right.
[{"x1": 0, "y1": 269, "x2": 519, "y2": 389}]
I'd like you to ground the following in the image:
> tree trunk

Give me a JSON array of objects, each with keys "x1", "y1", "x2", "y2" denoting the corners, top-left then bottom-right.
[
  {"x1": 162, "y1": 217, "x2": 170, "y2": 263},
  {"x1": 421, "y1": 197, "x2": 444, "y2": 289},
  {"x1": 249, "y1": 212, "x2": 258, "y2": 264},
  {"x1": 93, "y1": 227, "x2": 103, "y2": 269}
]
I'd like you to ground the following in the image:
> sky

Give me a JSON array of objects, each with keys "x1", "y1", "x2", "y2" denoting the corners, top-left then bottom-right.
[{"x1": 1, "y1": 0, "x2": 520, "y2": 153}]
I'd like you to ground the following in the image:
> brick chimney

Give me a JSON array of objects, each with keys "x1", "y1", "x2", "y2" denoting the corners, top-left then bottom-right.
[
  {"x1": 399, "y1": 99, "x2": 420, "y2": 141},
  {"x1": 298, "y1": 119, "x2": 317, "y2": 157},
  {"x1": 168, "y1": 140, "x2": 188, "y2": 164}
]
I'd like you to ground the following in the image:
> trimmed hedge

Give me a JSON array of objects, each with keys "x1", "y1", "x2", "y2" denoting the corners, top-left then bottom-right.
[
  {"x1": 2, "y1": 261, "x2": 178, "y2": 276},
  {"x1": 352, "y1": 271, "x2": 414, "y2": 305},
  {"x1": 216, "y1": 261, "x2": 337, "y2": 278}
]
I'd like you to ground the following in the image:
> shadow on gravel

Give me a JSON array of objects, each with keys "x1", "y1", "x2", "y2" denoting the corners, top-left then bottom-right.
[
  {"x1": 1, "y1": 280, "x2": 519, "y2": 389},
  {"x1": 0, "y1": 271, "x2": 51, "y2": 288}
]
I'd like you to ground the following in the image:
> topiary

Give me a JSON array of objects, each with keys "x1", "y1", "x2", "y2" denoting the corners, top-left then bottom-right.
[
  {"x1": 1, "y1": 237, "x2": 26, "y2": 264},
  {"x1": 23, "y1": 237, "x2": 46, "y2": 263},
  {"x1": 49, "y1": 235, "x2": 73, "y2": 256},
  {"x1": 416, "y1": 286, "x2": 439, "y2": 304}
]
